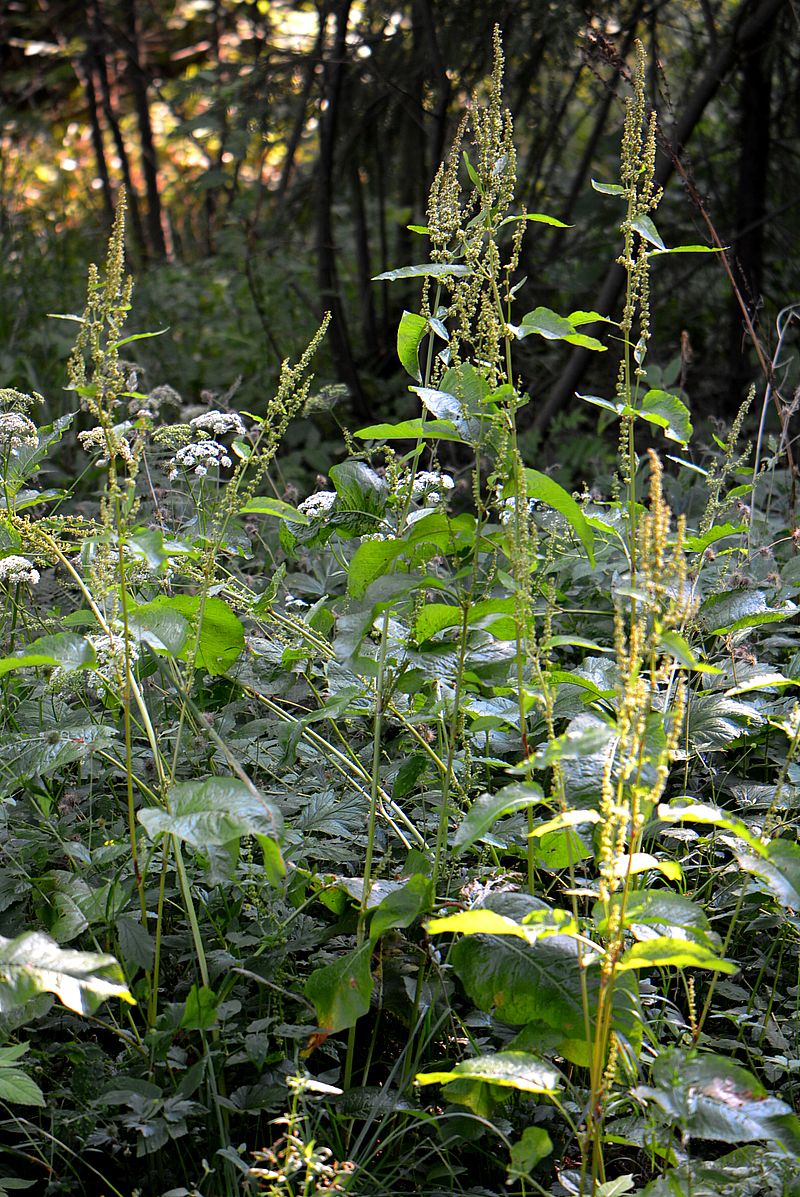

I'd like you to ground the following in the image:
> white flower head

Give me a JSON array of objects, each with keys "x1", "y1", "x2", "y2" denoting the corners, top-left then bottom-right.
[
  {"x1": 411, "y1": 471, "x2": 454, "y2": 505},
  {"x1": 298, "y1": 490, "x2": 337, "y2": 519},
  {"x1": 0, "y1": 555, "x2": 40, "y2": 585},
  {"x1": 78, "y1": 426, "x2": 134, "y2": 466},
  {"x1": 0, "y1": 412, "x2": 38, "y2": 451},
  {"x1": 190, "y1": 409, "x2": 247, "y2": 438},
  {"x1": 168, "y1": 439, "x2": 233, "y2": 480}
]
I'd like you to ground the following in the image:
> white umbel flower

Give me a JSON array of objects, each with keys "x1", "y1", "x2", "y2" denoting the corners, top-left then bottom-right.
[
  {"x1": 168, "y1": 439, "x2": 233, "y2": 480},
  {"x1": 0, "y1": 412, "x2": 38, "y2": 451},
  {"x1": 190, "y1": 409, "x2": 247, "y2": 438},
  {"x1": 411, "y1": 470, "x2": 454, "y2": 505},
  {"x1": 0, "y1": 555, "x2": 40, "y2": 585},
  {"x1": 298, "y1": 490, "x2": 337, "y2": 518}
]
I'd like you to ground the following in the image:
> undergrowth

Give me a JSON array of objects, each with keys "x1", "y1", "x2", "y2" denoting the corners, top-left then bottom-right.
[{"x1": 0, "y1": 31, "x2": 799, "y2": 1197}]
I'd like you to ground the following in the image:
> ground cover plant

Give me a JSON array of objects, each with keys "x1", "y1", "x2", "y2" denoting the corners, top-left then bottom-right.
[{"x1": 1, "y1": 29, "x2": 800, "y2": 1197}]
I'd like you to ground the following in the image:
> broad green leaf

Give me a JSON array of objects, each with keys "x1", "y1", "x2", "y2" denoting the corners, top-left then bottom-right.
[
  {"x1": 396, "y1": 310, "x2": 427, "y2": 381},
  {"x1": 0, "y1": 632, "x2": 95, "y2": 677},
  {"x1": 591, "y1": 179, "x2": 625, "y2": 195},
  {"x1": 632, "y1": 214, "x2": 666, "y2": 250},
  {"x1": 415, "y1": 602, "x2": 462, "y2": 643},
  {"x1": 535, "y1": 826, "x2": 593, "y2": 869},
  {"x1": 0, "y1": 1067, "x2": 45, "y2": 1107},
  {"x1": 612, "y1": 853, "x2": 682, "y2": 881},
  {"x1": 518, "y1": 306, "x2": 575, "y2": 340},
  {"x1": 725, "y1": 670, "x2": 794, "y2": 696},
  {"x1": 658, "y1": 799, "x2": 766, "y2": 855},
  {"x1": 617, "y1": 938, "x2": 737, "y2": 973},
  {"x1": 701, "y1": 589, "x2": 796, "y2": 635},
  {"x1": 735, "y1": 838, "x2": 800, "y2": 911},
  {"x1": 522, "y1": 469, "x2": 595, "y2": 565},
  {"x1": 540, "y1": 634, "x2": 611, "y2": 653},
  {"x1": 683, "y1": 522, "x2": 746, "y2": 553},
  {"x1": 133, "y1": 595, "x2": 244, "y2": 674},
  {"x1": 0, "y1": 722, "x2": 118, "y2": 802},
  {"x1": 533, "y1": 719, "x2": 614, "y2": 767},
  {"x1": 597, "y1": 1180, "x2": 636, "y2": 1197},
  {"x1": 305, "y1": 942, "x2": 373, "y2": 1033},
  {"x1": 568, "y1": 310, "x2": 616, "y2": 327},
  {"x1": 329, "y1": 460, "x2": 388, "y2": 534},
  {"x1": 347, "y1": 538, "x2": 401, "y2": 598},
  {"x1": 239, "y1": 496, "x2": 310, "y2": 524},
  {"x1": 529, "y1": 809, "x2": 601, "y2": 837},
  {"x1": 427, "y1": 907, "x2": 577, "y2": 943},
  {"x1": 637, "y1": 390, "x2": 692, "y2": 445},
  {"x1": 452, "y1": 783, "x2": 544, "y2": 855},
  {"x1": 372, "y1": 263, "x2": 471, "y2": 281},
  {"x1": 643, "y1": 1049, "x2": 800, "y2": 1151},
  {"x1": 501, "y1": 212, "x2": 572, "y2": 228},
  {"x1": 507, "y1": 1126, "x2": 554, "y2": 1180},
  {"x1": 354, "y1": 418, "x2": 464, "y2": 442},
  {"x1": 450, "y1": 931, "x2": 640, "y2": 1066},
  {"x1": 416, "y1": 1050, "x2": 560, "y2": 1094},
  {"x1": 180, "y1": 984, "x2": 219, "y2": 1030},
  {"x1": 658, "y1": 631, "x2": 721, "y2": 673},
  {"x1": 0, "y1": 932, "x2": 134, "y2": 1015},
  {"x1": 649, "y1": 244, "x2": 721, "y2": 256},
  {"x1": 594, "y1": 891, "x2": 718, "y2": 950},
  {"x1": 138, "y1": 775, "x2": 283, "y2": 850},
  {"x1": 411, "y1": 387, "x2": 481, "y2": 441},
  {"x1": 370, "y1": 874, "x2": 434, "y2": 942}
]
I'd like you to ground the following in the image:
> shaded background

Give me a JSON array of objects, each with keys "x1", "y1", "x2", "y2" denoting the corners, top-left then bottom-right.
[{"x1": 1, "y1": 0, "x2": 798, "y2": 476}]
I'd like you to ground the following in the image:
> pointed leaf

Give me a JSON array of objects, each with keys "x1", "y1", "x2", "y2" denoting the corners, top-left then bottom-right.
[
  {"x1": 637, "y1": 390, "x2": 693, "y2": 445},
  {"x1": 416, "y1": 1051, "x2": 561, "y2": 1094},
  {"x1": 372, "y1": 263, "x2": 471, "y2": 281},
  {"x1": 0, "y1": 932, "x2": 134, "y2": 1015},
  {"x1": 397, "y1": 311, "x2": 427, "y2": 381},
  {"x1": 452, "y1": 784, "x2": 544, "y2": 855},
  {"x1": 522, "y1": 469, "x2": 595, "y2": 565},
  {"x1": 305, "y1": 942, "x2": 373, "y2": 1033},
  {"x1": 139, "y1": 775, "x2": 283, "y2": 848}
]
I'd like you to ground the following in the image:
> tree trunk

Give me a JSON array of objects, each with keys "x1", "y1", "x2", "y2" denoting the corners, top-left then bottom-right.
[
  {"x1": 88, "y1": 0, "x2": 146, "y2": 256},
  {"x1": 536, "y1": 0, "x2": 790, "y2": 434},
  {"x1": 316, "y1": 0, "x2": 368, "y2": 417},
  {"x1": 120, "y1": 0, "x2": 168, "y2": 260},
  {"x1": 726, "y1": 7, "x2": 777, "y2": 399}
]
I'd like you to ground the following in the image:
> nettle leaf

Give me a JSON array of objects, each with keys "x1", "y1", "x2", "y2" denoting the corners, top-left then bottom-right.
[
  {"x1": 410, "y1": 387, "x2": 481, "y2": 441},
  {"x1": 516, "y1": 468, "x2": 595, "y2": 565},
  {"x1": 637, "y1": 390, "x2": 693, "y2": 445},
  {"x1": 683, "y1": 522, "x2": 747, "y2": 553},
  {"x1": 501, "y1": 212, "x2": 572, "y2": 228},
  {"x1": 427, "y1": 907, "x2": 577, "y2": 943},
  {"x1": 372, "y1": 262, "x2": 471, "y2": 281},
  {"x1": 0, "y1": 1044, "x2": 45, "y2": 1107},
  {"x1": 0, "y1": 721, "x2": 118, "y2": 801},
  {"x1": 452, "y1": 783, "x2": 545, "y2": 855},
  {"x1": 592, "y1": 179, "x2": 625, "y2": 195},
  {"x1": 0, "y1": 932, "x2": 134, "y2": 1015},
  {"x1": 133, "y1": 595, "x2": 244, "y2": 674},
  {"x1": 138, "y1": 775, "x2": 283, "y2": 854},
  {"x1": 416, "y1": 1051, "x2": 561, "y2": 1095},
  {"x1": 701, "y1": 590, "x2": 796, "y2": 635},
  {"x1": 396, "y1": 310, "x2": 427, "y2": 381},
  {"x1": 642, "y1": 1049, "x2": 800, "y2": 1151},
  {"x1": 305, "y1": 942, "x2": 373, "y2": 1033}
]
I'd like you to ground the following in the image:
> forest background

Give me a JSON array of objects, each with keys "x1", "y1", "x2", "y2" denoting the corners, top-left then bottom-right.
[{"x1": 2, "y1": 0, "x2": 798, "y2": 463}]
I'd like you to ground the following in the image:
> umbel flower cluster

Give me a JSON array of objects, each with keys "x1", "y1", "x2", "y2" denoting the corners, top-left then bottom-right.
[
  {"x1": 166, "y1": 410, "x2": 247, "y2": 480},
  {"x1": 0, "y1": 412, "x2": 38, "y2": 452},
  {"x1": 0, "y1": 555, "x2": 40, "y2": 586}
]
